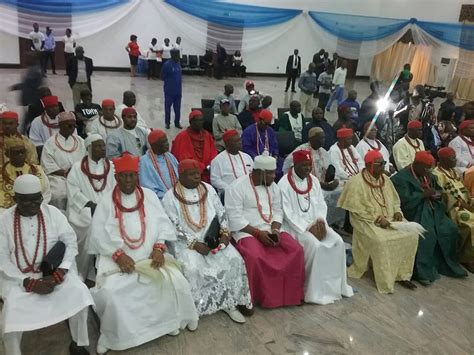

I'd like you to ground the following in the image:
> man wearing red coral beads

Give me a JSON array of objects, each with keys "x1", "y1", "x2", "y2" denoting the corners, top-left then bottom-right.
[
  {"x1": 328, "y1": 127, "x2": 363, "y2": 182},
  {"x1": 88, "y1": 153, "x2": 198, "y2": 354},
  {"x1": 448, "y1": 120, "x2": 474, "y2": 174},
  {"x1": 171, "y1": 110, "x2": 217, "y2": 183},
  {"x1": 241, "y1": 109, "x2": 279, "y2": 159},
  {"x1": 28, "y1": 95, "x2": 61, "y2": 155}
]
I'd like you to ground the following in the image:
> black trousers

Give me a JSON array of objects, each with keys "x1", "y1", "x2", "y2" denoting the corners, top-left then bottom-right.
[
  {"x1": 64, "y1": 52, "x2": 74, "y2": 66},
  {"x1": 285, "y1": 69, "x2": 298, "y2": 91},
  {"x1": 318, "y1": 93, "x2": 330, "y2": 109},
  {"x1": 43, "y1": 51, "x2": 56, "y2": 73},
  {"x1": 148, "y1": 60, "x2": 157, "y2": 79}
]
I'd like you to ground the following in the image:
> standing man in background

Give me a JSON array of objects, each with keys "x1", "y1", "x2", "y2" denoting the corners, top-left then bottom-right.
[
  {"x1": 161, "y1": 38, "x2": 172, "y2": 66},
  {"x1": 43, "y1": 26, "x2": 56, "y2": 75},
  {"x1": 63, "y1": 28, "x2": 76, "y2": 65},
  {"x1": 298, "y1": 63, "x2": 318, "y2": 118},
  {"x1": 285, "y1": 49, "x2": 301, "y2": 93},
  {"x1": 172, "y1": 36, "x2": 182, "y2": 57},
  {"x1": 162, "y1": 49, "x2": 183, "y2": 129},
  {"x1": 326, "y1": 60, "x2": 347, "y2": 112},
  {"x1": 147, "y1": 38, "x2": 159, "y2": 80},
  {"x1": 29, "y1": 23, "x2": 44, "y2": 53},
  {"x1": 66, "y1": 46, "x2": 94, "y2": 107}
]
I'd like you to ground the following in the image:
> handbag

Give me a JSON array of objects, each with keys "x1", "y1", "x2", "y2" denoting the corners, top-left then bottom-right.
[
  {"x1": 204, "y1": 216, "x2": 221, "y2": 249},
  {"x1": 40, "y1": 241, "x2": 66, "y2": 276},
  {"x1": 325, "y1": 164, "x2": 336, "y2": 183}
]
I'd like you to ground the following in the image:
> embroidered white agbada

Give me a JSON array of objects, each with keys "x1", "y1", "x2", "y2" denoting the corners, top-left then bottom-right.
[
  {"x1": 278, "y1": 170, "x2": 353, "y2": 304},
  {"x1": 328, "y1": 143, "x2": 364, "y2": 181},
  {"x1": 210, "y1": 150, "x2": 253, "y2": 193},
  {"x1": 392, "y1": 136, "x2": 425, "y2": 170},
  {"x1": 448, "y1": 135, "x2": 474, "y2": 174},
  {"x1": 0, "y1": 205, "x2": 93, "y2": 352},
  {"x1": 41, "y1": 133, "x2": 86, "y2": 211},
  {"x1": 88, "y1": 187, "x2": 198, "y2": 352},
  {"x1": 86, "y1": 115, "x2": 122, "y2": 141},
  {"x1": 283, "y1": 143, "x2": 344, "y2": 226},
  {"x1": 28, "y1": 114, "x2": 59, "y2": 147},
  {"x1": 162, "y1": 182, "x2": 252, "y2": 315},
  {"x1": 66, "y1": 156, "x2": 115, "y2": 279},
  {"x1": 356, "y1": 138, "x2": 392, "y2": 171}
]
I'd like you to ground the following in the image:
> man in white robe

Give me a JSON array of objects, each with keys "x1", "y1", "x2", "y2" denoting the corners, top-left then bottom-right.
[
  {"x1": 392, "y1": 120, "x2": 425, "y2": 170},
  {"x1": 89, "y1": 153, "x2": 198, "y2": 354},
  {"x1": 41, "y1": 112, "x2": 86, "y2": 211},
  {"x1": 448, "y1": 119, "x2": 474, "y2": 174},
  {"x1": 283, "y1": 127, "x2": 344, "y2": 226},
  {"x1": 86, "y1": 99, "x2": 122, "y2": 141},
  {"x1": 106, "y1": 107, "x2": 147, "y2": 159},
  {"x1": 356, "y1": 122, "x2": 394, "y2": 174},
  {"x1": 163, "y1": 159, "x2": 252, "y2": 322},
  {"x1": 0, "y1": 174, "x2": 93, "y2": 355},
  {"x1": 67, "y1": 134, "x2": 115, "y2": 280},
  {"x1": 28, "y1": 95, "x2": 61, "y2": 154},
  {"x1": 279, "y1": 150, "x2": 353, "y2": 304},
  {"x1": 329, "y1": 127, "x2": 364, "y2": 182},
  {"x1": 210, "y1": 129, "x2": 253, "y2": 195}
]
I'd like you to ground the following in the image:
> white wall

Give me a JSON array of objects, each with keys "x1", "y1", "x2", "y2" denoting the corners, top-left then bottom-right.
[{"x1": 0, "y1": 0, "x2": 467, "y2": 71}]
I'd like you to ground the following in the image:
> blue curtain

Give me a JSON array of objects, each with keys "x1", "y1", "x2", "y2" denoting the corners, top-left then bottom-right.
[
  {"x1": 418, "y1": 21, "x2": 474, "y2": 51},
  {"x1": 0, "y1": 0, "x2": 130, "y2": 14},
  {"x1": 309, "y1": 11, "x2": 409, "y2": 41},
  {"x1": 164, "y1": 0, "x2": 302, "y2": 28}
]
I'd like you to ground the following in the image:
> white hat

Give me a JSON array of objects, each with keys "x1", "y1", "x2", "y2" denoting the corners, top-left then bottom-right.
[
  {"x1": 13, "y1": 174, "x2": 41, "y2": 194},
  {"x1": 253, "y1": 152, "x2": 276, "y2": 171},
  {"x1": 84, "y1": 133, "x2": 104, "y2": 149}
]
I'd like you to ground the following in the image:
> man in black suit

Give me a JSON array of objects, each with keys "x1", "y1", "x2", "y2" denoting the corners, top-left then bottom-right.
[
  {"x1": 66, "y1": 46, "x2": 93, "y2": 107},
  {"x1": 285, "y1": 49, "x2": 301, "y2": 93}
]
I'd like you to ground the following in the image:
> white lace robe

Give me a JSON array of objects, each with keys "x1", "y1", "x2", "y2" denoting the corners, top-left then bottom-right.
[{"x1": 162, "y1": 182, "x2": 252, "y2": 315}]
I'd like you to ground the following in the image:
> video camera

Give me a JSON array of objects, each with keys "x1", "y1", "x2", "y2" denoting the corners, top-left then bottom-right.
[{"x1": 423, "y1": 85, "x2": 447, "y2": 102}]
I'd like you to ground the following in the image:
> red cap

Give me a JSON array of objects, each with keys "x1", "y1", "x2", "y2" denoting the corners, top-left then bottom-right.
[
  {"x1": 337, "y1": 128, "x2": 353, "y2": 138},
  {"x1": 189, "y1": 110, "x2": 203, "y2": 121},
  {"x1": 41, "y1": 95, "x2": 59, "y2": 107},
  {"x1": 414, "y1": 151, "x2": 435, "y2": 166},
  {"x1": 178, "y1": 159, "x2": 201, "y2": 174},
  {"x1": 1, "y1": 111, "x2": 19, "y2": 121},
  {"x1": 407, "y1": 120, "x2": 422, "y2": 129},
  {"x1": 438, "y1": 147, "x2": 456, "y2": 159},
  {"x1": 258, "y1": 109, "x2": 273, "y2": 124},
  {"x1": 223, "y1": 129, "x2": 239, "y2": 142},
  {"x1": 364, "y1": 149, "x2": 383, "y2": 164},
  {"x1": 113, "y1": 152, "x2": 140, "y2": 174},
  {"x1": 102, "y1": 99, "x2": 115, "y2": 107},
  {"x1": 293, "y1": 150, "x2": 312, "y2": 164},
  {"x1": 459, "y1": 120, "x2": 474, "y2": 131},
  {"x1": 148, "y1": 129, "x2": 167, "y2": 145},
  {"x1": 122, "y1": 107, "x2": 136, "y2": 116}
]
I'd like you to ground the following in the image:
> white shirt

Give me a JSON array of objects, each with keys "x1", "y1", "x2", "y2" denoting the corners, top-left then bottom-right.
[
  {"x1": 283, "y1": 143, "x2": 331, "y2": 181},
  {"x1": 332, "y1": 67, "x2": 347, "y2": 87},
  {"x1": 148, "y1": 44, "x2": 159, "y2": 60},
  {"x1": 392, "y1": 136, "x2": 425, "y2": 170},
  {"x1": 87, "y1": 115, "x2": 122, "y2": 140},
  {"x1": 328, "y1": 143, "x2": 364, "y2": 181},
  {"x1": 449, "y1": 135, "x2": 474, "y2": 174},
  {"x1": 210, "y1": 150, "x2": 253, "y2": 192},
  {"x1": 63, "y1": 35, "x2": 75, "y2": 53},
  {"x1": 292, "y1": 55, "x2": 298, "y2": 69},
  {"x1": 356, "y1": 138, "x2": 392, "y2": 171},
  {"x1": 285, "y1": 111, "x2": 304, "y2": 141},
  {"x1": 161, "y1": 44, "x2": 172, "y2": 59},
  {"x1": 29, "y1": 114, "x2": 60, "y2": 146},
  {"x1": 76, "y1": 59, "x2": 88, "y2": 83},
  {"x1": 29, "y1": 31, "x2": 45, "y2": 51},
  {"x1": 171, "y1": 43, "x2": 182, "y2": 57}
]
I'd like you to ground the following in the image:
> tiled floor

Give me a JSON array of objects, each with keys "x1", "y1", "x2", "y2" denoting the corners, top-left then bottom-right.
[{"x1": 0, "y1": 69, "x2": 472, "y2": 355}]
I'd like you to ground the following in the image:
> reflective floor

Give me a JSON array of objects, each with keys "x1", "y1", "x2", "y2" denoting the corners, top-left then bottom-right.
[{"x1": 0, "y1": 69, "x2": 472, "y2": 355}]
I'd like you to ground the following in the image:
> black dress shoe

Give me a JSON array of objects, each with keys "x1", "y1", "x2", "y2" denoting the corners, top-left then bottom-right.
[
  {"x1": 69, "y1": 341, "x2": 89, "y2": 355},
  {"x1": 165, "y1": 124, "x2": 170, "y2": 129},
  {"x1": 175, "y1": 124, "x2": 183, "y2": 129},
  {"x1": 291, "y1": 90, "x2": 297, "y2": 93},
  {"x1": 397, "y1": 280, "x2": 417, "y2": 290}
]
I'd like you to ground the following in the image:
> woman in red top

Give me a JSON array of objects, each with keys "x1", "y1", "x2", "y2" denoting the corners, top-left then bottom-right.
[{"x1": 125, "y1": 34, "x2": 140, "y2": 77}]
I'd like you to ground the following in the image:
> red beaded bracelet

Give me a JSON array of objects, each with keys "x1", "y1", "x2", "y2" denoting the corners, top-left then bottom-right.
[
  {"x1": 26, "y1": 278, "x2": 37, "y2": 292},
  {"x1": 153, "y1": 243, "x2": 167, "y2": 252},
  {"x1": 112, "y1": 249, "x2": 125, "y2": 262}
]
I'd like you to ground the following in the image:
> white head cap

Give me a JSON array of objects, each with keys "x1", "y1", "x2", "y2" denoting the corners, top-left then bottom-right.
[
  {"x1": 13, "y1": 174, "x2": 41, "y2": 195},
  {"x1": 84, "y1": 133, "x2": 104, "y2": 149},
  {"x1": 253, "y1": 152, "x2": 276, "y2": 171}
]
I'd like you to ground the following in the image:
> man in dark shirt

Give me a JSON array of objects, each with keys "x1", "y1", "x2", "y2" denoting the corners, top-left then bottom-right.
[
  {"x1": 74, "y1": 88, "x2": 101, "y2": 138},
  {"x1": 215, "y1": 43, "x2": 227, "y2": 79},
  {"x1": 302, "y1": 107, "x2": 336, "y2": 150},
  {"x1": 237, "y1": 95, "x2": 262, "y2": 130},
  {"x1": 285, "y1": 49, "x2": 301, "y2": 93}
]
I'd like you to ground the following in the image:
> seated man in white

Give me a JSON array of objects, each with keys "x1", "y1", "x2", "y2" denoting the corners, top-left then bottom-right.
[
  {"x1": 448, "y1": 119, "x2": 474, "y2": 174},
  {"x1": 210, "y1": 129, "x2": 253, "y2": 195},
  {"x1": 392, "y1": 120, "x2": 425, "y2": 170},
  {"x1": 86, "y1": 99, "x2": 122, "y2": 141},
  {"x1": 163, "y1": 159, "x2": 252, "y2": 323},
  {"x1": 0, "y1": 174, "x2": 93, "y2": 355},
  {"x1": 41, "y1": 111, "x2": 86, "y2": 211},
  {"x1": 279, "y1": 150, "x2": 353, "y2": 304},
  {"x1": 329, "y1": 127, "x2": 363, "y2": 183},
  {"x1": 66, "y1": 134, "x2": 115, "y2": 280},
  {"x1": 356, "y1": 122, "x2": 394, "y2": 175},
  {"x1": 88, "y1": 153, "x2": 198, "y2": 354}
]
